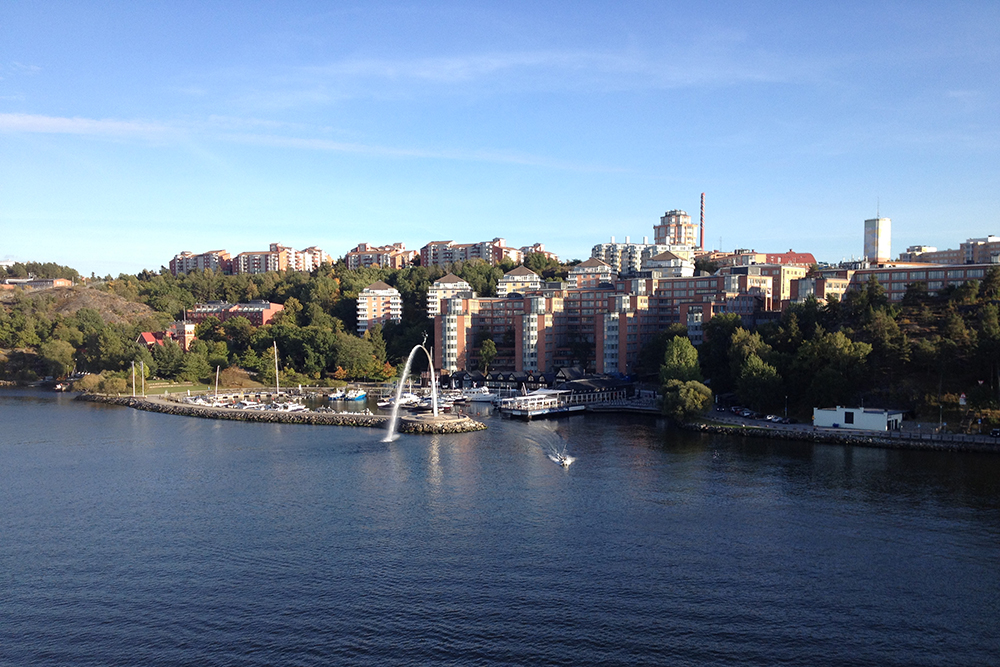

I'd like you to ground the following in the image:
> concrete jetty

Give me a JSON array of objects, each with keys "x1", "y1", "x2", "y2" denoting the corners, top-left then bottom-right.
[{"x1": 76, "y1": 394, "x2": 487, "y2": 434}]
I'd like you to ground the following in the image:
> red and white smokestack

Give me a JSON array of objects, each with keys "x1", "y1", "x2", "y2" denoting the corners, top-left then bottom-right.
[{"x1": 700, "y1": 192, "x2": 705, "y2": 251}]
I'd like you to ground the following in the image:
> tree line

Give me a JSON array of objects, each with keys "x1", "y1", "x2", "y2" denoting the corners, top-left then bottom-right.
[
  {"x1": 654, "y1": 268, "x2": 1000, "y2": 429},
  {"x1": 0, "y1": 254, "x2": 574, "y2": 387}
]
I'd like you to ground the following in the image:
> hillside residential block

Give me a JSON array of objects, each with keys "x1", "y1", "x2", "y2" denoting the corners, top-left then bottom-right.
[
  {"x1": 567, "y1": 257, "x2": 616, "y2": 288},
  {"x1": 496, "y1": 266, "x2": 543, "y2": 296},
  {"x1": 420, "y1": 238, "x2": 527, "y2": 268},
  {"x1": 899, "y1": 236, "x2": 1000, "y2": 265},
  {"x1": 357, "y1": 281, "x2": 402, "y2": 333},
  {"x1": 169, "y1": 243, "x2": 330, "y2": 276},
  {"x1": 654, "y1": 210, "x2": 699, "y2": 247},
  {"x1": 344, "y1": 243, "x2": 417, "y2": 270},
  {"x1": 591, "y1": 237, "x2": 693, "y2": 275},
  {"x1": 426, "y1": 274, "x2": 475, "y2": 318}
]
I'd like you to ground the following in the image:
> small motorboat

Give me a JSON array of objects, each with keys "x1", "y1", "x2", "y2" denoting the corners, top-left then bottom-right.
[{"x1": 344, "y1": 388, "x2": 367, "y2": 401}]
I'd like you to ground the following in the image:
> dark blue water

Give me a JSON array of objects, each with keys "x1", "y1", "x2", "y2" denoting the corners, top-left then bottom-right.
[{"x1": 2, "y1": 389, "x2": 999, "y2": 666}]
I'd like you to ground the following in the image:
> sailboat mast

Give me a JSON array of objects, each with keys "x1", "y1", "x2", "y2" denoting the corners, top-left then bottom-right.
[{"x1": 274, "y1": 341, "x2": 280, "y2": 395}]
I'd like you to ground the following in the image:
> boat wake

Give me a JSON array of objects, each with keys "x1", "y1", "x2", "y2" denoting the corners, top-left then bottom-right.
[
  {"x1": 526, "y1": 422, "x2": 576, "y2": 468},
  {"x1": 547, "y1": 451, "x2": 575, "y2": 467}
]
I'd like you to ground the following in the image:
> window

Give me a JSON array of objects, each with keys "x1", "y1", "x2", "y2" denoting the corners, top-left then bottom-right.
[{"x1": 844, "y1": 411, "x2": 854, "y2": 424}]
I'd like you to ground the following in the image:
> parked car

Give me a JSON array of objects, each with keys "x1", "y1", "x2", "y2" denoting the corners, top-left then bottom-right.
[{"x1": 991, "y1": 428, "x2": 1000, "y2": 438}]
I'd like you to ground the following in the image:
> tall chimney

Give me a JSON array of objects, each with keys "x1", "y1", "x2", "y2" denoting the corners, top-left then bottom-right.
[{"x1": 700, "y1": 192, "x2": 705, "y2": 251}]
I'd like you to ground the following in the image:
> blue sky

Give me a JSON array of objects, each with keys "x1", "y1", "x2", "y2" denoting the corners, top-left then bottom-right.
[{"x1": 2, "y1": 1, "x2": 998, "y2": 276}]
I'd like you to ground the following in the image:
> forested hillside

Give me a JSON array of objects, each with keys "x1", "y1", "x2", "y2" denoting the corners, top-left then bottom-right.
[{"x1": 0, "y1": 256, "x2": 565, "y2": 386}]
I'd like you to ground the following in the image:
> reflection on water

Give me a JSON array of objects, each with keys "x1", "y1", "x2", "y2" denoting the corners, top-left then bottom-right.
[{"x1": 1, "y1": 389, "x2": 999, "y2": 666}]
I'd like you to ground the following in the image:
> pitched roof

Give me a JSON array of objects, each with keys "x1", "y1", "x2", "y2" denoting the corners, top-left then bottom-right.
[
  {"x1": 650, "y1": 251, "x2": 682, "y2": 261},
  {"x1": 503, "y1": 265, "x2": 540, "y2": 278},
  {"x1": 574, "y1": 257, "x2": 612, "y2": 268},
  {"x1": 364, "y1": 281, "x2": 395, "y2": 291},
  {"x1": 435, "y1": 273, "x2": 467, "y2": 284}
]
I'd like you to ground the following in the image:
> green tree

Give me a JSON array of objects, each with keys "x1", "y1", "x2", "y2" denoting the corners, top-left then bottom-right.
[
  {"x1": 634, "y1": 324, "x2": 687, "y2": 379},
  {"x1": 736, "y1": 354, "x2": 783, "y2": 412},
  {"x1": 699, "y1": 313, "x2": 742, "y2": 391},
  {"x1": 181, "y1": 352, "x2": 213, "y2": 383},
  {"x1": 661, "y1": 379, "x2": 713, "y2": 423},
  {"x1": 479, "y1": 338, "x2": 498, "y2": 372},
  {"x1": 660, "y1": 336, "x2": 702, "y2": 383},
  {"x1": 38, "y1": 339, "x2": 76, "y2": 377},
  {"x1": 194, "y1": 316, "x2": 225, "y2": 343},
  {"x1": 151, "y1": 340, "x2": 185, "y2": 379}
]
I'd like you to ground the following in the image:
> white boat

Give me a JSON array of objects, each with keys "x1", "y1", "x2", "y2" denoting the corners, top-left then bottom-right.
[
  {"x1": 498, "y1": 389, "x2": 585, "y2": 420},
  {"x1": 328, "y1": 389, "x2": 346, "y2": 400},
  {"x1": 269, "y1": 402, "x2": 308, "y2": 412},
  {"x1": 463, "y1": 386, "x2": 498, "y2": 402},
  {"x1": 345, "y1": 388, "x2": 367, "y2": 401},
  {"x1": 549, "y1": 452, "x2": 574, "y2": 467},
  {"x1": 377, "y1": 392, "x2": 421, "y2": 408}
]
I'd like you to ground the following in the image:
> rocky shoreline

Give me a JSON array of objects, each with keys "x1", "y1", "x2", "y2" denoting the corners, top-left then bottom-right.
[
  {"x1": 76, "y1": 394, "x2": 487, "y2": 434},
  {"x1": 684, "y1": 420, "x2": 1000, "y2": 454}
]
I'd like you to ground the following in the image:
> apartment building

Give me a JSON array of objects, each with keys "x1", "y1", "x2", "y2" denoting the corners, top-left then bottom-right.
[
  {"x1": 233, "y1": 249, "x2": 286, "y2": 274},
  {"x1": 568, "y1": 257, "x2": 616, "y2": 288},
  {"x1": 344, "y1": 242, "x2": 416, "y2": 270},
  {"x1": 169, "y1": 250, "x2": 232, "y2": 276},
  {"x1": 185, "y1": 301, "x2": 285, "y2": 326},
  {"x1": 426, "y1": 274, "x2": 475, "y2": 318},
  {"x1": 654, "y1": 210, "x2": 698, "y2": 247},
  {"x1": 169, "y1": 243, "x2": 329, "y2": 276},
  {"x1": 789, "y1": 277, "x2": 850, "y2": 304},
  {"x1": 899, "y1": 237, "x2": 1000, "y2": 265},
  {"x1": 847, "y1": 264, "x2": 995, "y2": 302},
  {"x1": 519, "y1": 243, "x2": 559, "y2": 262},
  {"x1": 420, "y1": 238, "x2": 524, "y2": 267},
  {"x1": 714, "y1": 249, "x2": 817, "y2": 268},
  {"x1": 591, "y1": 237, "x2": 690, "y2": 275},
  {"x1": 640, "y1": 251, "x2": 696, "y2": 278},
  {"x1": 432, "y1": 268, "x2": 778, "y2": 376},
  {"x1": 719, "y1": 264, "x2": 807, "y2": 303},
  {"x1": 356, "y1": 281, "x2": 402, "y2": 333},
  {"x1": 497, "y1": 266, "x2": 543, "y2": 296}
]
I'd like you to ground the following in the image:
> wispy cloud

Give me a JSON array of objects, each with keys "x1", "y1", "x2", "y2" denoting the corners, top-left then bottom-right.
[
  {"x1": 0, "y1": 112, "x2": 172, "y2": 137},
  {"x1": 293, "y1": 45, "x2": 815, "y2": 91},
  {"x1": 4, "y1": 61, "x2": 42, "y2": 75},
  {"x1": 0, "y1": 112, "x2": 619, "y2": 172}
]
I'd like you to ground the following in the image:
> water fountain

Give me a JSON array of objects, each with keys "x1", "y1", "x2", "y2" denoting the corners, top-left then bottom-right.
[{"x1": 383, "y1": 341, "x2": 438, "y2": 442}]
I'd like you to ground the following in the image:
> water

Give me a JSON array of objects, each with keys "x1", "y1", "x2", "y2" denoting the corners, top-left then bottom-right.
[{"x1": 2, "y1": 389, "x2": 999, "y2": 666}]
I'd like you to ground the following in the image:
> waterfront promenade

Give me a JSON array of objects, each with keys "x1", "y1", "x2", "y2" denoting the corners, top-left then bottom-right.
[{"x1": 697, "y1": 409, "x2": 1000, "y2": 454}]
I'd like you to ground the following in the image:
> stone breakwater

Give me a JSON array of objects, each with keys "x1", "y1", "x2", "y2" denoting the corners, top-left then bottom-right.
[
  {"x1": 685, "y1": 421, "x2": 1000, "y2": 454},
  {"x1": 76, "y1": 394, "x2": 487, "y2": 434}
]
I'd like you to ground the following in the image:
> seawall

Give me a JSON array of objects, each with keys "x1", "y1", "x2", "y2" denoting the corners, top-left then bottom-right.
[
  {"x1": 76, "y1": 394, "x2": 487, "y2": 434},
  {"x1": 684, "y1": 421, "x2": 1000, "y2": 454}
]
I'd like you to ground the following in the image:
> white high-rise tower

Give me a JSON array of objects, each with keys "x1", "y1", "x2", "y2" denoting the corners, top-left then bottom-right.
[{"x1": 864, "y1": 217, "x2": 891, "y2": 264}]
